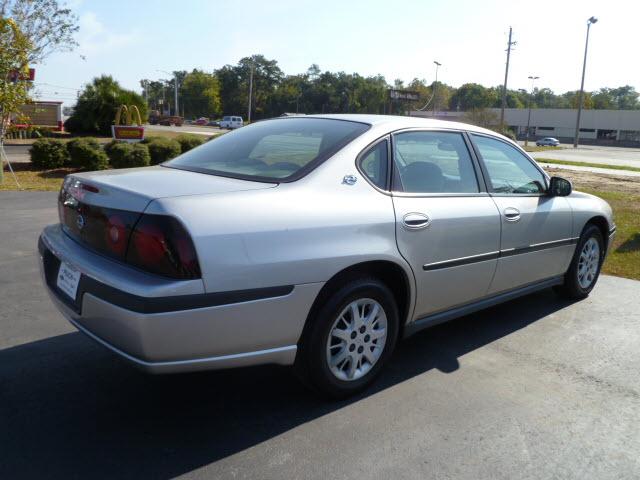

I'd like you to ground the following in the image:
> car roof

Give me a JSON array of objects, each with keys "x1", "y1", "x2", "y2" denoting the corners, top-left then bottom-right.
[{"x1": 302, "y1": 113, "x2": 500, "y2": 137}]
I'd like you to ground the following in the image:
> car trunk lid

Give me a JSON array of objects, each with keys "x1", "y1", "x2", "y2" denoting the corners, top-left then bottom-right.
[{"x1": 58, "y1": 165, "x2": 275, "y2": 263}]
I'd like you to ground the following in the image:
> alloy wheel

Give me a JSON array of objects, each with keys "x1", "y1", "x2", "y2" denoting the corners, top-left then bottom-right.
[
  {"x1": 578, "y1": 237, "x2": 600, "y2": 289},
  {"x1": 326, "y1": 298, "x2": 388, "y2": 381}
]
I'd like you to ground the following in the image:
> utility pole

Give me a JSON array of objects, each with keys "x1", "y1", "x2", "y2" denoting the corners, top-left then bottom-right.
[
  {"x1": 525, "y1": 75, "x2": 539, "y2": 147},
  {"x1": 247, "y1": 63, "x2": 254, "y2": 123},
  {"x1": 500, "y1": 27, "x2": 516, "y2": 126},
  {"x1": 173, "y1": 72, "x2": 179, "y2": 117},
  {"x1": 573, "y1": 17, "x2": 598, "y2": 148},
  {"x1": 433, "y1": 61, "x2": 441, "y2": 116}
]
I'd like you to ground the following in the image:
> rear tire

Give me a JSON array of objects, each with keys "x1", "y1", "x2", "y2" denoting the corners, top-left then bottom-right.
[
  {"x1": 295, "y1": 278, "x2": 399, "y2": 399},
  {"x1": 555, "y1": 224, "x2": 604, "y2": 299}
]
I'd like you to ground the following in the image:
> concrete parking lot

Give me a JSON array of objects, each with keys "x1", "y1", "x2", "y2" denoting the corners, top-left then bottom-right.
[{"x1": 1, "y1": 191, "x2": 639, "y2": 479}]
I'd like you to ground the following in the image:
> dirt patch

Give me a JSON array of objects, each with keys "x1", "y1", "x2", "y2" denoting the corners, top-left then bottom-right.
[{"x1": 544, "y1": 167, "x2": 640, "y2": 195}]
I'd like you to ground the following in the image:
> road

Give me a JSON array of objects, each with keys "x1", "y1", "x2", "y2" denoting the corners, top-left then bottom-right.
[
  {"x1": 526, "y1": 144, "x2": 640, "y2": 168},
  {"x1": 1, "y1": 191, "x2": 639, "y2": 480}
]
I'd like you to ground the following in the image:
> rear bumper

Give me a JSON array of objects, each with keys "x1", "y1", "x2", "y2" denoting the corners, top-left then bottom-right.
[{"x1": 39, "y1": 225, "x2": 322, "y2": 373}]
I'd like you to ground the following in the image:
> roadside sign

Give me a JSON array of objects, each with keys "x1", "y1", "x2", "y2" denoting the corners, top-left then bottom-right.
[
  {"x1": 112, "y1": 125, "x2": 145, "y2": 141},
  {"x1": 389, "y1": 89, "x2": 420, "y2": 101},
  {"x1": 112, "y1": 105, "x2": 144, "y2": 142}
]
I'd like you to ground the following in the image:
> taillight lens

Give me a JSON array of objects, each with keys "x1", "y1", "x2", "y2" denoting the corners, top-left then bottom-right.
[
  {"x1": 105, "y1": 214, "x2": 128, "y2": 257},
  {"x1": 126, "y1": 214, "x2": 201, "y2": 279}
]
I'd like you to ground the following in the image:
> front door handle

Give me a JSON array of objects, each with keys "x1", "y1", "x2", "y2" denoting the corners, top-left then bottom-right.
[
  {"x1": 402, "y1": 212, "x2": 431, "y2": 230},
  {"x1": 503, "y1": 207, "x2": 521, "y2": 222}
]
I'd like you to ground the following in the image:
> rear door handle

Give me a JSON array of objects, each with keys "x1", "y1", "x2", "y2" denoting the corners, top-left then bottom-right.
[
  {"x1": 503, "y1": 207, "x2": 521, "y2": 222},
  {"x1": 402, "y1": 212, "x2": 431, "y2": 230}
]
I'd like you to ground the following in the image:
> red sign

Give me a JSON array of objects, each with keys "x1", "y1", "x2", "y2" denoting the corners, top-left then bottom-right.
[
  {"x1": 112, "y1": 125, "x2": 145, "y2": 142},
  {"x1": 9, "y1": 68, "x2": 35, "y2": 82}
]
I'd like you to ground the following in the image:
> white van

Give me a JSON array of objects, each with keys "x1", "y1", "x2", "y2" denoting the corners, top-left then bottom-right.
[{"x1": 219, "y1": 116, "x2": 244, "y2": 129}]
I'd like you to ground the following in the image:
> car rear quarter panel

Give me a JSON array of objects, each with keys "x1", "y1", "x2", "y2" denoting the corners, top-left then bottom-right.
[{"x1": 145, "y1": 131, "x2": 415, "y2": 313}]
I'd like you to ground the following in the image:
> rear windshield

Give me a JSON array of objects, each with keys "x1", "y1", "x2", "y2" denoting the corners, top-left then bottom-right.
[{"x1": 166, "y1": 118, "x2": 369, "y2": 182}]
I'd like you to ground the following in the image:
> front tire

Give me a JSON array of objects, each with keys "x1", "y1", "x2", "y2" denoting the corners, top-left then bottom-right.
[
  {"x1": 295, "y1": 278, "x2": 399, "y2": 399},
  {"x1": 555, "y1": 224, "x2": 604, "y2": 299}
]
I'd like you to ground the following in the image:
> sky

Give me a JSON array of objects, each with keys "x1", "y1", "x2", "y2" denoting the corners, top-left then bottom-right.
[{"x1": 32, "y1": 0, "x2": 640, "y2": 106}]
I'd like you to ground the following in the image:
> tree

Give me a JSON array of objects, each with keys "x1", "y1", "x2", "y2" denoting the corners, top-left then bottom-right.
[
  {"x1": 180, "y1": 69, "x2": 221, "y2": 118},
  {"x1": 462, "y1": 108, "x2": 500, "y2": 129},
  {"x1": 0, "y1": 0, "x2": 78, "y2": 63},
  {"x1": 0, "y1": 17, "x2": 31, "y2": 182},
  {"x1": 449, "y1": 83, "x2": 497, "y2": 110},
  {"x1": 562, "y1": 90, "x2": 593, "y2": 109},
  {"x1": 65, "y1": 75, "x2": 147, "y2": 135},
  {"x1": 609, "y1": 86, "x2": 640, "y2": 109}
]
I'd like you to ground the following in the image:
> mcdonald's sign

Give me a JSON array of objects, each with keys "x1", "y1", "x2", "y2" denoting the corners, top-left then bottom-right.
[{"x1": 112, "y1": 105, "x2": 145, "y2": 142}]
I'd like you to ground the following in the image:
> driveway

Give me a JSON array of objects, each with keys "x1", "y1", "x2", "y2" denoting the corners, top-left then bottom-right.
[{"x1": 1, "y1": 191, "x2": 639, "y2": 480}]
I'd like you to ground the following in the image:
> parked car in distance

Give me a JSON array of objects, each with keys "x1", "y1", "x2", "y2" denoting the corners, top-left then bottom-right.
[
  {"x1": 39, "y1": 115, "x2": 615, "y2": 398},
  {"x1": 208, "y1": 120, "x2": 220, "y2": 127},
  {"x1": 536, "y1": 137, "x2": 560, "y2": 147},
  {"x1": 193, "y1": 117, "x2": 209, "y2": 126},
  {"x1": 219, "y1": 116, "x2": 243, "y2": 129}
]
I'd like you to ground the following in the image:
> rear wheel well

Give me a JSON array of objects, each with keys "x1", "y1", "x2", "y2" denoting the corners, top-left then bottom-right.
[{"x1": 300, "y1": 261, "x2": 411, "y2": 345}]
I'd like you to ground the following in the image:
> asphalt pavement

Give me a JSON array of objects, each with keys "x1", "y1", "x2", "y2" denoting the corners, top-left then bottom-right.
[
  {"x1": 527, "y1": 144, "x2": 640, "y2": 168},
  {"x1": 1, "y1": 191, "x2": 639, "y2": 479}
]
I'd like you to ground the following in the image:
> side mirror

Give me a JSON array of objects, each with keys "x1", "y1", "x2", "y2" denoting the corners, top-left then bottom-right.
[{"x1": 548, "y1": 176, "x2": 572, "y2": 197}]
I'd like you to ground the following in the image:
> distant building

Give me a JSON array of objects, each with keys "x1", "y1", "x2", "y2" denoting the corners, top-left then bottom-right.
[{"x1": 410, "y1": 108, "x2": 640, "y2": 146}]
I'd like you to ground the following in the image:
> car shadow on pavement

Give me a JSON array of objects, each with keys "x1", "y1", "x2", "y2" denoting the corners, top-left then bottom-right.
[{"x1": 0, "y1": 289, "x2": 576, "y2": 479}]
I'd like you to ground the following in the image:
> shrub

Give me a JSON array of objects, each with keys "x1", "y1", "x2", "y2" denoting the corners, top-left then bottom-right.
[
  {"x1": 108, "y1": 142, "x2": 150, "y2": 168},
  {"x1": 145, "y1": 137, "x2": 181, "y2": 165},
  {"x1": 29, "y1": 138, "x2": 69, "y2": 169},
  {"x1": 103, "y1": 139, "x2": 122, "y2": 158},
  {"x1": 175, "y1": 134, "x2": 204, "y2": 153},
  {"x1": 66, "y1": 137, "x2": 102, "y2": 167},
  {"x1": 82, "y1": 147, "x2": 109, "y2": 171}
]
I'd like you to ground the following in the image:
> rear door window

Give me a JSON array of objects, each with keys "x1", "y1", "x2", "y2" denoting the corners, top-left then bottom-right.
[{"x1": 393, "y1": 131, "x2": 479, "y2": 194}]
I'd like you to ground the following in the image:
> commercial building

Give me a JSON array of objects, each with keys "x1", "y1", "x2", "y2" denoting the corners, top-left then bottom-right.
[{"x1": 410, "y1": 108, "x2": 640, "y2": 146}]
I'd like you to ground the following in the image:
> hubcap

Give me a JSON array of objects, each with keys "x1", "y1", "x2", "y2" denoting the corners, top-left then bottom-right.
[
  {"x1": 577, "y1": 237, "x2": 600, "y2": 289},
  {"x1": 326, "y1": 298, "x2": 388, "y2": 382}
]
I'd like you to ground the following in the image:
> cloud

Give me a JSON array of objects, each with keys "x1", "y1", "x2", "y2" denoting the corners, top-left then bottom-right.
[{"x1": 77, "y1": 12, "x2": 140, "y2": 57}]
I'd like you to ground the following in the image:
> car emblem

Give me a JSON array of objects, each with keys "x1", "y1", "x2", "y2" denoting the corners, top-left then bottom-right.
[
  {"x1": 342, "y1": 175, "x2": 358, "y2": 185},
  {"x1": 76, "y1": 214, "x2": 85, "y2": 230}
]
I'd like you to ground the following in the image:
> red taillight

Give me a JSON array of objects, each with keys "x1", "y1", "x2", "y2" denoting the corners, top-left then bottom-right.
[
  {"x1": 105, "y1": 214, "x2": 128, "y2": 256},
  {"x1": 126, "y1": 214, "x2": 201, "y2": 279}
]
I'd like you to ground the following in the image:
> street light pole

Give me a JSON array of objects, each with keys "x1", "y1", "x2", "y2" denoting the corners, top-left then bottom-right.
[
  {"x1": 573, "y1": 16, "x2": 598, "y2": 148},
  {"x1": 525, "y1": 76, "x2": 539, "y2": 147},
  {"x1": 432, "y1": 61, "x2": 441, "y2": 116}
]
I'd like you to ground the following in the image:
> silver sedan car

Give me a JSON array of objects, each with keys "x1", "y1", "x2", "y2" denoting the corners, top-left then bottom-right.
[{"x1": 39, "y1": 115, "x2": 615, "y2": 397}]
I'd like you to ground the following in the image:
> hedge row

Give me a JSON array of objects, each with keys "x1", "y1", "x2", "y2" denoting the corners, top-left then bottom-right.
[{"x1": 29, "y1": 136, "x2": 188, "y2": 171}]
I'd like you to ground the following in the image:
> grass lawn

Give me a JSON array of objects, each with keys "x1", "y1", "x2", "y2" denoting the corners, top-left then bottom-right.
[
  {"x1": 536, "y1": 158, "x2": 640, "y2": 173},
  {"x1": 0, "y1": 163, "x2": 76, "y2": 191},
  {"x1": 581, "y1": 189, "x2": 640, "y2": 280}
]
